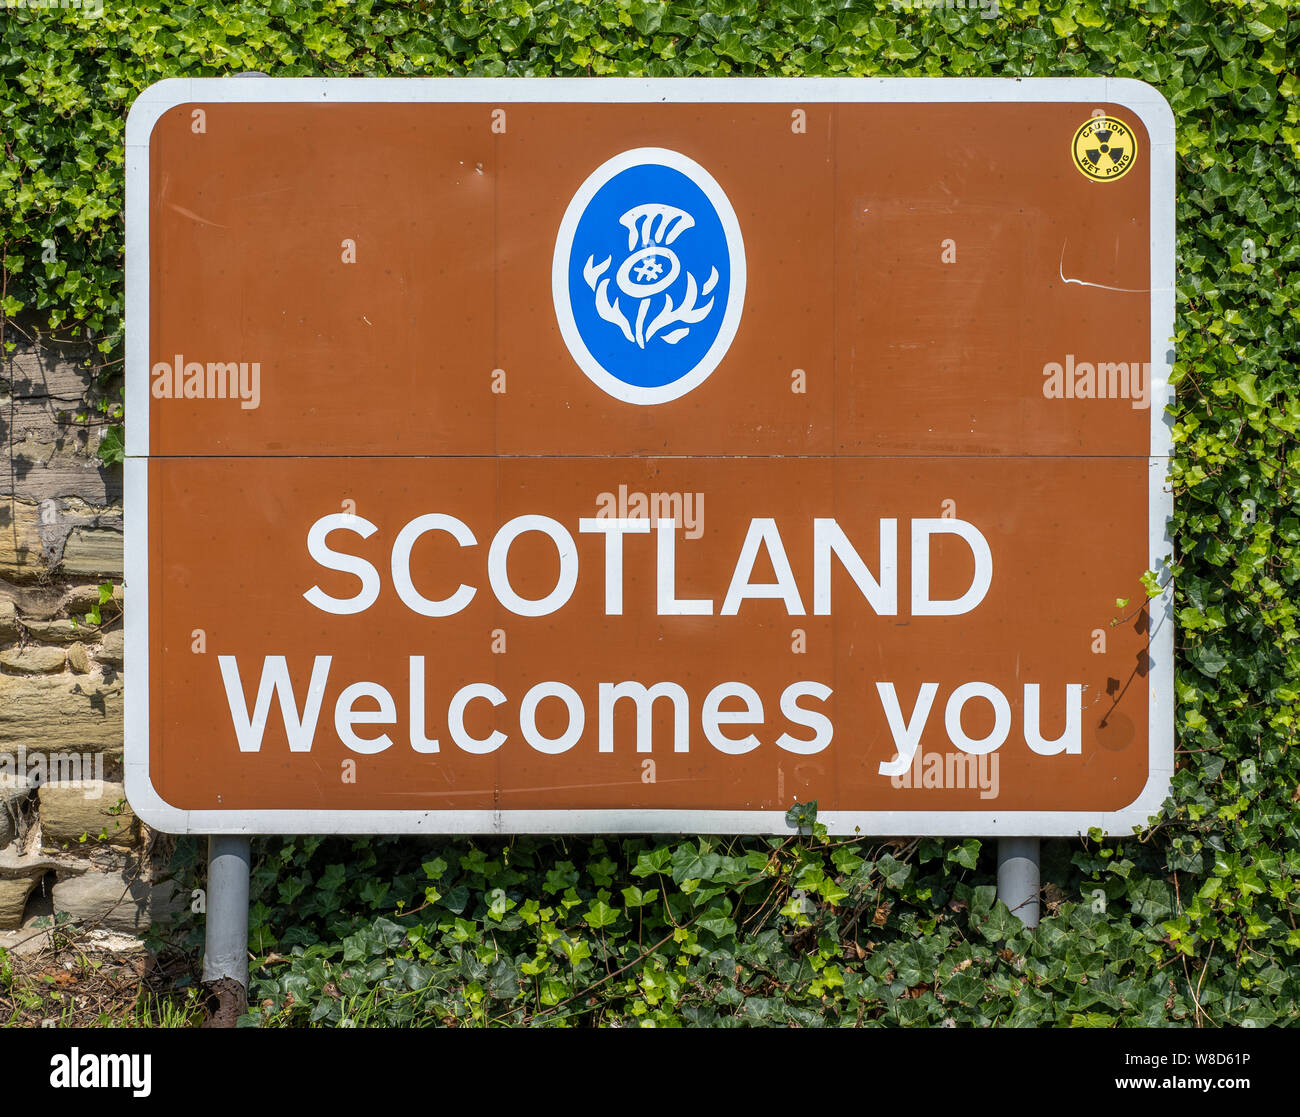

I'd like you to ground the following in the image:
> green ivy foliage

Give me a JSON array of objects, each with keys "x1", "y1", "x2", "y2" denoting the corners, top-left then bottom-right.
[
  {"x1": 152, "y1": 810, "x2": 1292, "y2": 1026},
  {"x1": 5, "y1": 0, "x2": 1297, "y2": 1025}
]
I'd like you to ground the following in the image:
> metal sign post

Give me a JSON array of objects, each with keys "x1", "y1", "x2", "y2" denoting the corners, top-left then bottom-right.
[
  {"x1": 997, "y1": 837, "x2": 1041, "y2": 928},
  {"x1": 200, "y1": 835, "x2": 251, "y2": 1025}
]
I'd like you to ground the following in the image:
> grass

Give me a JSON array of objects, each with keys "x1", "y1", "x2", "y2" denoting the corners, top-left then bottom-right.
[{"x1": 0, "y1": 933, "x2": 204, "y2": 1028}]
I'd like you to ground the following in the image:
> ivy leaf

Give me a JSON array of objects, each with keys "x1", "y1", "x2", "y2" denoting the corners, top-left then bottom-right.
[
  {"x1": 978, "y1": 902, "x2": 1020, "y2": 943},
  {"x1": 696, "y1": 907, "x2": 737, "y2": 938},
  {"x1": 947, "y1": 839, "x2": 981, "y2": 870},
  {"x1": 1188, "y1": 643, "x2": 1229, "y2": 679},
  {"x1": 621, "y1": 885, "x2": 658, "y2": 908},
  {"x1": 632, "y1": 847, "x2": 671, "y2": 877},
  {"x1": 440, "y1": 884, "x2": 470, "y2": 915},
  {"x1": 583, "y1": 900, "x2": 620, "y2": 929},
  {"x1": 785, "y1": 800, "x2": 818, "y2": 831},
  {"x1": 97, "y1": 425, "x2": 124, "y2": 465},
  {"x1": 1233, "y1": 373, "x2": 1261, "y2": 406}
]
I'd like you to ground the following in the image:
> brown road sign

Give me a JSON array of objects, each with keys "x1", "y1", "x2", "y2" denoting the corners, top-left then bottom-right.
[{"x1": 124, "y1": 78, "x2": 1175, "y2": 835}]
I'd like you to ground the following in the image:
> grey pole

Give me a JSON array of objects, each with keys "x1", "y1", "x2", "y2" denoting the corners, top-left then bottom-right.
[
  {"x1": 201, "y1": 835, "x2": 251, "y2": 1026},
  {"x1": 996, "y1": 837, "x2": 1040, "y2": 928}
]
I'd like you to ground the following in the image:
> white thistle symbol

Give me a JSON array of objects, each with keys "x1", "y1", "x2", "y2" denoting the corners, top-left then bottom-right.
[{"x1": 582, "y1": 203, "x2": 719, "y2": 349}]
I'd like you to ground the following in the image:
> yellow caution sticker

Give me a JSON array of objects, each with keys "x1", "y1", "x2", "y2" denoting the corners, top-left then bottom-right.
[{"x1": 1071, "y1": 116, "x2": 1138, "y2": 182}]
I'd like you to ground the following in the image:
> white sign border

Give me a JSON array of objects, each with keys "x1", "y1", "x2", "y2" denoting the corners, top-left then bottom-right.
[{"x1": 124, "y1": 77, "x2": 1175, "y2": 837}]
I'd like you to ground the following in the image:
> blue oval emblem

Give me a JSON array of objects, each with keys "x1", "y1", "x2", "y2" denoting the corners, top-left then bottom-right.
[{"x1": 552, "y1": 148, "x2": 746, "y2": 405}]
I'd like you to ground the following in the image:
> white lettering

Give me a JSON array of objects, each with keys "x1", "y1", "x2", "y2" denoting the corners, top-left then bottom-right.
[
  {"x1": 218, "y1": 655, "x2": 331, "y2": 752},
  {"x1": 910, "y1": 519, "x2": 993, "y2": 616},
  {"x1": 488, "y1": 516, "x2": 578, "y2": 617}
]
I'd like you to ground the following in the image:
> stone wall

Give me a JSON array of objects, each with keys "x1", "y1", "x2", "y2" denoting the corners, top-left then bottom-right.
[{"x1": 1, "y1": 324, "x2": 165, "y2": 939}]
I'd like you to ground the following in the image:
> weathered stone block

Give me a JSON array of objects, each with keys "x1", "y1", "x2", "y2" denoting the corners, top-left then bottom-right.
[
  {"x1": 6, "y1": 583, "x2": 66, "y2": 622},
  {"x1": 21, "y1": 618, "x2": 83, "y2": 644},
  {"x1": 51, "y1": 872, "x2": 150, "y2": 934},
  {"x1": 0, "y1": 599, "x2": 17, "y2": 644},
  {"x1": 0, "y1": 877, "x2": 39, "y2": 928},
  {"x1": 67, "y1": 642, "x2": 90, "y2": 674},
  {"x1": 4, "y1": 343, "x2": 122, "y2": 508},
  {"x1": 60, "y1": 521, "x2": 124, "y2": 579},
  {"x1": 0, "y1": 500, "x2": 44, "y2": 582},
  {"x1": 0, "y1": 499, "x2": 123, "y2": 583},
  {"x1": 0, "y1": 847, "x2": 69, "y2": 930},
  {"x1": 0, "y1": 645, "x2": 67, "y2": 674},
  {"x1": 0, "y1": 673, "x2": 123, "y2": 755},
  {"x1": 97, "y1": 629, "x2": 124, "y2": 667},
  {"x1": 0, "y1": 775, "x2": 31, "y2": 849},
  {"x1": 64, "y1": 583, "x2": 124, "y2": 617},
  {"x1": 39, "y1": 780, "x2": 137, "y2": 849}
]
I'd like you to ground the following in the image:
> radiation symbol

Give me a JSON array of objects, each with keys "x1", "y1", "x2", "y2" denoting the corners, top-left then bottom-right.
[{"x1": 1071, "y1": 116, "x2": 1138, "y2": 182}]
